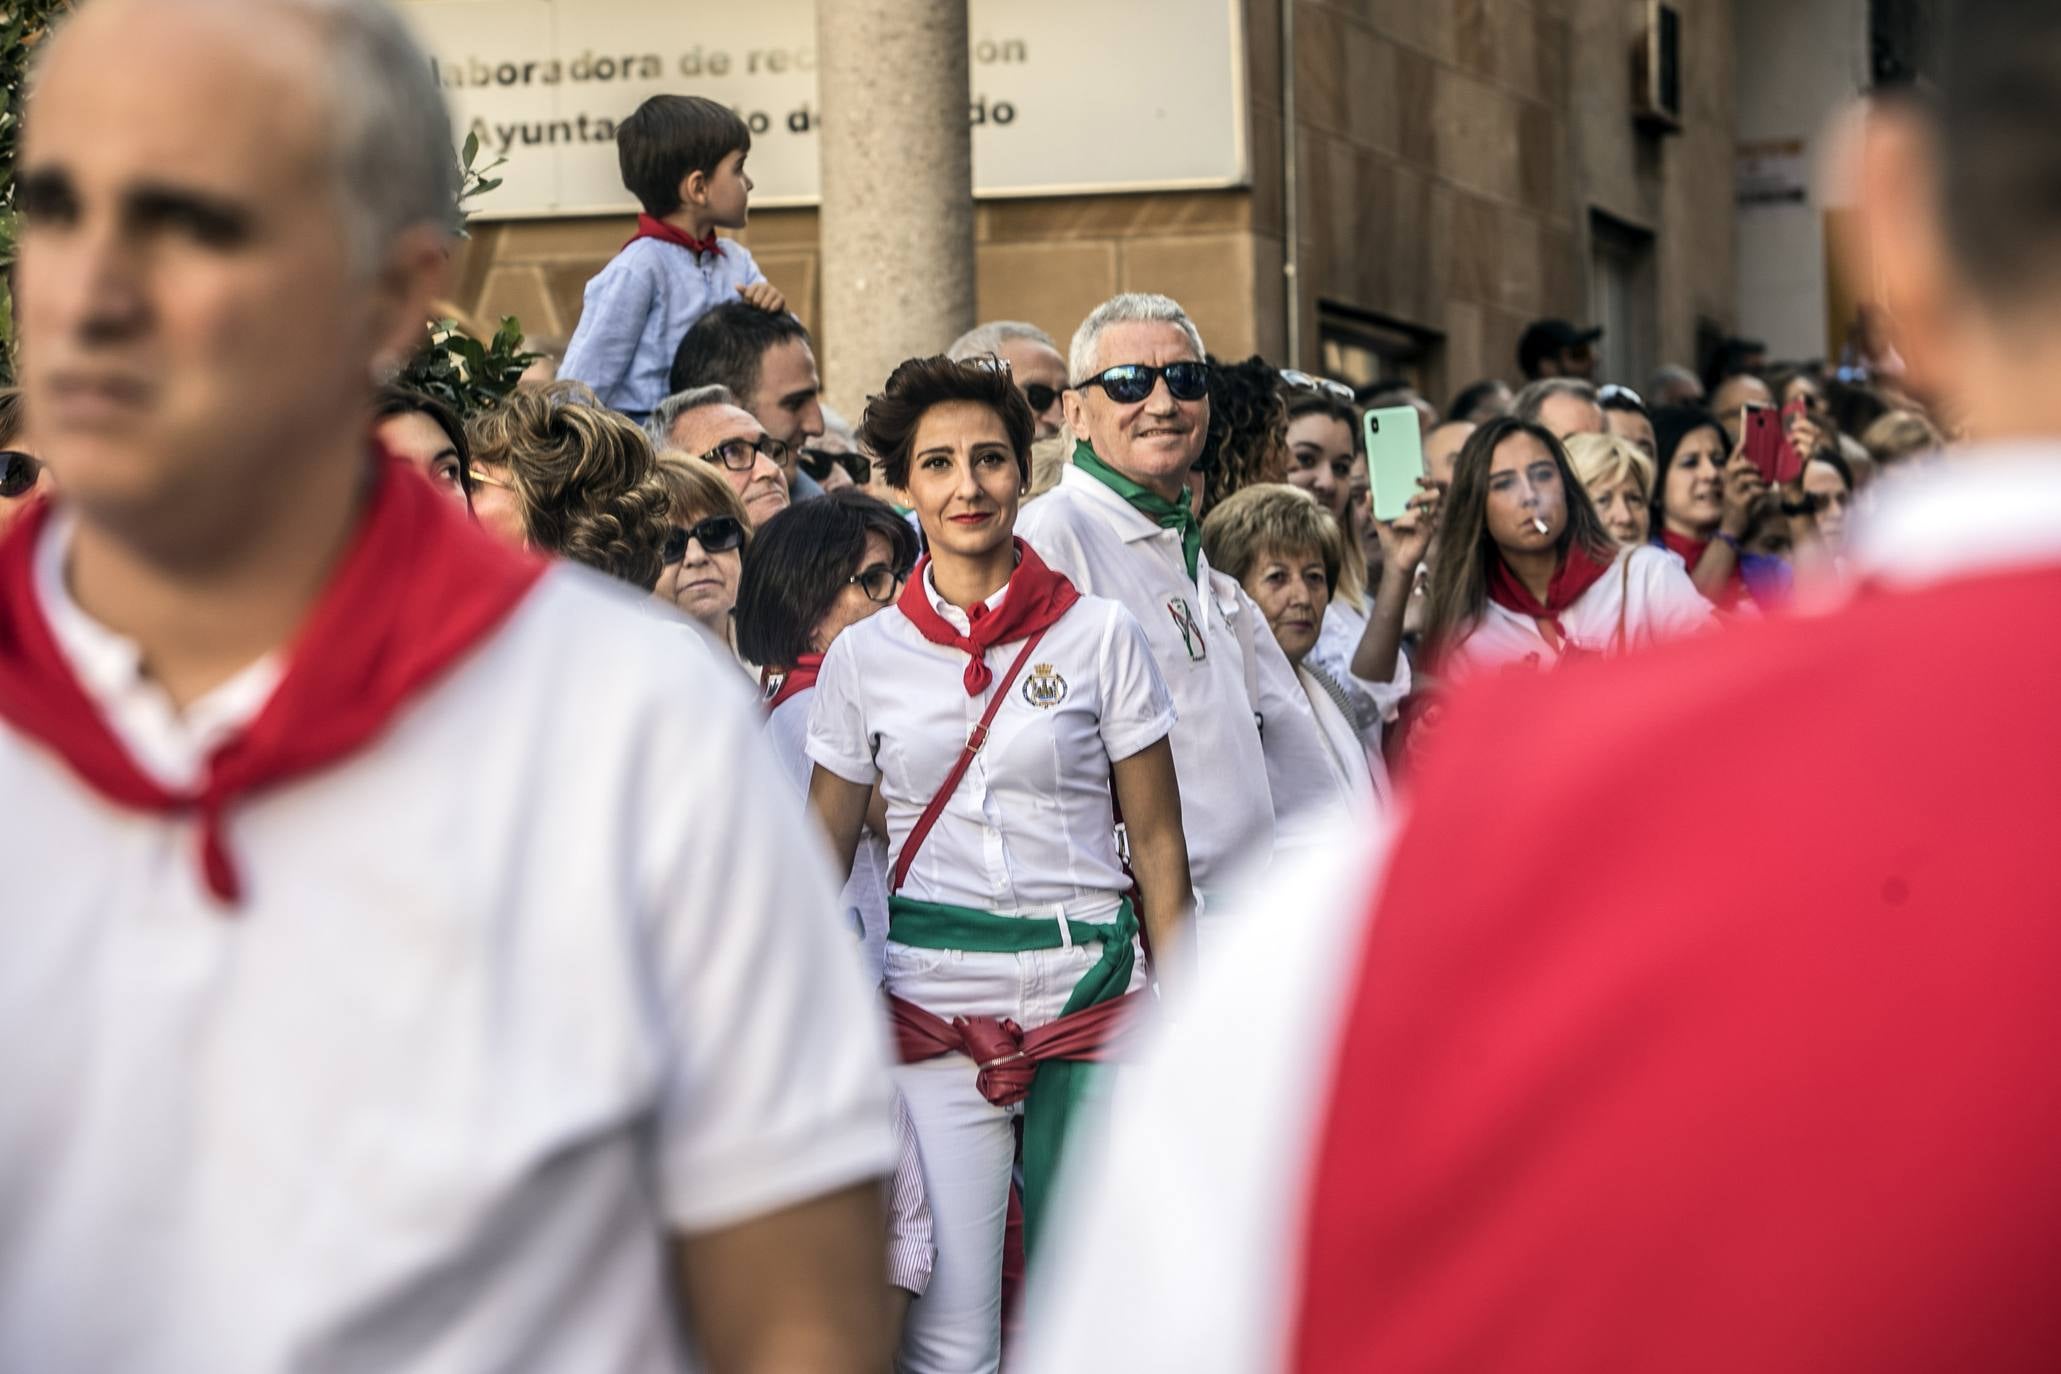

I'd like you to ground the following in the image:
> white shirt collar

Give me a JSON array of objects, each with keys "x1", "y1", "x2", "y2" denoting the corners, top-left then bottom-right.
[
  {"x1": 921, "y1": 561, "x2": 1011, "y2": 636},
  {"x1": 34, "y1": 508, "x2": 285, "y2": 791},
  {"x1": 1850, "y1": 442, "x2": 2061, "y2": 589},
  {"x1": 1058, "y1": 460, "x2": 1163, "y2": 543}
]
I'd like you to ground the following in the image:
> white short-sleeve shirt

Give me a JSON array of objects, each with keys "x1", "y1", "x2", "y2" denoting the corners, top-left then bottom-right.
[
  {"x1": 1444, "y1": 544, "x2": 1716, "y2": 681},
  {"x1": 805, "y1": 569, "x2": 1175, "y2": 917},
  {"x1": 766, "y1": 686, "x2": 891, "y2": 983},
  {"x1": 1016, "y1": 465, "x2": 1350, "y2": 889},
  {"x1": 0, "y1": 542, "x2": 896, "y2": 1373}
]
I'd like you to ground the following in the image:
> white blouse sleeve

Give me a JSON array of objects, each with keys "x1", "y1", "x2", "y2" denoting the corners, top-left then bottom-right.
[
  {"x1": 803, "y1": 632, "x2": 880, "y2": 786},
  {"x1": 1095, "y1": 602, "x2": 1178, "y2": 763},
  {"x1": 1632, "y1": 545, "x2": 1720, "y2": 644}
]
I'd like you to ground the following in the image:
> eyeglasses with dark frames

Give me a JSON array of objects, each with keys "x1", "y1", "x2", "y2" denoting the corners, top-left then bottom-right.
[
  {"x1": 849, "y1": 562, "x2": 907, "y2": 604},
  {"x1": 662, "y1": 514, "x2": 747, "y2": 564},
  {"x1": 702, "y1": 434, "x2": 790, "y2": 472}
]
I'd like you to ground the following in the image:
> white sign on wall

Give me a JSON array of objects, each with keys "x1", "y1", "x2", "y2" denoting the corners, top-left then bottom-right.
[{"x1": 398, "y1": 0, "x2": 1249, "y2": 219}]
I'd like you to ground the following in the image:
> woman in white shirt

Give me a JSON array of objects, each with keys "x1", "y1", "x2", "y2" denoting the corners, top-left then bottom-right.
[
  {"x1": 806, "y1": 356, "x2": 1193, "y2": 1374},
  {"x1": 734, "y1": 489, "x2": 920, "y2": 977},
  {"x1": 1202, "y1": 483, "x2": 1382, "y2": 809},
  {"x1": 1422, "y1": 417, "x2": 1714, "y2": 682}
]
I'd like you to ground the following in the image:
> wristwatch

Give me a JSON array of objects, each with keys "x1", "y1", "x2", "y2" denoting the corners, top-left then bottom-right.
[{"x1": 1716, "y1": 531, "x2": 1743, "y2": 552}]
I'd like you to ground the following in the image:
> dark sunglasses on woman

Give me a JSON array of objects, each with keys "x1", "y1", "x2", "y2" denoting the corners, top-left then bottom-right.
[
  {"x1": 1073, "y1": 361, "x2": 1211, "y2": 405},
  {"x1": 662, "y1": 514, "x2": 746, "y2": 564},
  {"x1": 0, "y1": 450, "x2": 40, "y2": 499}
]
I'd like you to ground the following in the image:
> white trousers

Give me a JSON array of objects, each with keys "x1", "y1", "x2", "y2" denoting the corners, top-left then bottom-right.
[{"x1": 886, "y1": 936, "x2": 1144, "y2": 1374}]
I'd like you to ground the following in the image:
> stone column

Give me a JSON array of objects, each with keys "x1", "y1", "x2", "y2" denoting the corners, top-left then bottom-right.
[{"x1": 815, "y1": 0, "x2": 975, "y2": 417}]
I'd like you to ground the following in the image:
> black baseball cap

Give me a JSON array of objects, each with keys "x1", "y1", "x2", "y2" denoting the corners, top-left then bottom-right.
[{"x1": 1518, "y1": 319, "x2": 1603, "y2": 377}]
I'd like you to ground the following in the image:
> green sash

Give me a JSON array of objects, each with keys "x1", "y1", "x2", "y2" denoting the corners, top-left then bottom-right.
[
  {"x1": 888, "y1": 894, "x2": 1138, "y2": 1256},
  {"x1": 1071, "y1": 440, "x2": 1202, "y2": 581}
]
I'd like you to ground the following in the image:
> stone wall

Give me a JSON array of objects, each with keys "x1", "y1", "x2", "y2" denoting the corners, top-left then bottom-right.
[
  {"x1": 448, "y1": 0, "x2": 1737, "y2": 406},
  {"x1": 1253, "y1": 0, "x2": 1737, "y2": 403}
]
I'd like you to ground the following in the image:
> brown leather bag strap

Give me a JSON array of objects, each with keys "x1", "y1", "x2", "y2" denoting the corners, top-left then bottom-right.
[{"x1": 890, "y1": 629, "x2": 1051, "y2": 893}]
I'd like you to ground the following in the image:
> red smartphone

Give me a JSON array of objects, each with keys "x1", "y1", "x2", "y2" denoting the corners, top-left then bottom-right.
[
  {"x1": 1775, "y1": 398, "x2": 1809, "y2": 484},
  {"x1": 1743, "y1": 403, "x2": 1784, "y2": 484}
]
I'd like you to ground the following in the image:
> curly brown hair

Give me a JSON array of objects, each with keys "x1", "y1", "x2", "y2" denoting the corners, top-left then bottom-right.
[
  {"x1": 1198, "y1": 354, "x2": 1289, "y2": 511},
  {"x1": 467, "y1": 382, "x2": 672, "y2": 591},
  {"x1": 858, "y1": 355, "x2": 1036, "y2": 491}
]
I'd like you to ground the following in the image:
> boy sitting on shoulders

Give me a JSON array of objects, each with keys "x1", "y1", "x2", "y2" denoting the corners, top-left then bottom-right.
[{"x1": 561, "y1": 94, "x2": 786, "y2": 420}]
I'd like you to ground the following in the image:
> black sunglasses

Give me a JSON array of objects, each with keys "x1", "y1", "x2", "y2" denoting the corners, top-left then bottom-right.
[
  {"x1": 702, "y1": 435, "x2": 789, "y2": 472},
  {"x1": 662, "y1": 514, "x2": 747, "y2": 564},
  {"x1": 849, "y1": 562, "x2": 906, "y2": 605},
  {"x1": 1073, "y1": 361, "x2": 1211, "y2": 406},
  {"x1": 0, "y1": 450, "x2": 40, "y2": 500},
  {"x1": 799, "y1": 446, "x2": 873, "y2": 487},
  {"x1": 1022, "y1": 382, "x2": 1064, "y2": 413}
]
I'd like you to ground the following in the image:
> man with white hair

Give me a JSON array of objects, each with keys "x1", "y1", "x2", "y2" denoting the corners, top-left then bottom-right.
[
  {"x1": 1015, "y1": 293, "x2": 1346, "y2": 905},
  {"x1": 0, "y1": 1, "x2": 894, "y2": 1369},
  {"x1": 947, "y1": 319, "x2": 1068, "y2": 441}
]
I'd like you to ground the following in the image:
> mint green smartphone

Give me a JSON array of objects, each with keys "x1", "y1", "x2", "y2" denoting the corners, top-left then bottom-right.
[{"x1": 1363, "y1": 404, "x2": 1425, "y2": 523}]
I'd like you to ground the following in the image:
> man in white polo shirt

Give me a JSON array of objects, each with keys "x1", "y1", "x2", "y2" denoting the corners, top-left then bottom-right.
[
  {"x1": 0, "y1": 2, "x2": 893, "y2": 1370},
  {"x1": 1016, "y1": 293, "x2": 1347, "y2": 899}
]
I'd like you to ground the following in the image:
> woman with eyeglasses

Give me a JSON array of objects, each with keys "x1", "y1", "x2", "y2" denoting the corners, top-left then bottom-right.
[
  {"x1": 1801, "y1": 446, "x2": 1856, "y2": 554},
  {"x1": 464, "y1": 382, "x2": 672, "y2": 591},
  {"x1": 650, "y1": 454, "x2": 753, "y2": 644},
  {"x1": 0, "y1": 390, "x2": 52, "y2": 537},
  {"x1": 1421, "y1": 417, "x2": 1713, "y2": 683},
  {"x1": 806, "y1": 356, "x2": 1191, "y2": 1374},
  {"x1": 735, "y1": 490, "x2": 919, "y2": 969}
]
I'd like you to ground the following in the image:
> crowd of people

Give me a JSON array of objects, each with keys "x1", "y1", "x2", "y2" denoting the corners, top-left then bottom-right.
[{"x1": 1, "y1": 0, "x2": 2053, "y2": 1371}]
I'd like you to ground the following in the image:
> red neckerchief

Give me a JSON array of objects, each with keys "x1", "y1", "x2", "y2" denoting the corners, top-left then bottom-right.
[
  {"x1": 895, "y1": 539, "x2": 1080, "y2": 696},
  {"x1": 625, "y1": 213, "x2": 723, "y2": 260},
  {"x1": 1487, "y1": 543, "x2": 1614, "y2": 652},
  {"x1": 1662, "y1": 529, "x2": 1747, "y2": 610},
  {"x1": 0, "y1": 453, "x2": 546, "y2": 907},
  {"x1": 761, "y1": 653, "x2": 824, "y2": 714}
]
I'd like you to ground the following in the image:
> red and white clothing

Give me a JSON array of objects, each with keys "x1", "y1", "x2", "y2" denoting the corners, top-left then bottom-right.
[
  {"x1": 0, "y1": 466, "x2": 896, "y2": 1373},
  {"x1": 806, "y1": 560, "x2": 1173, "y2": 1374},
  {"x1": 1022, "y1": 445, "x2": 2061, "y2": 1372},
  {"x1": 1017, "y1": 464, "x2": 1353, "y2": 891},
  {"x1": 1442, "y1": 542, "x2": 1713, "y2": 681}
]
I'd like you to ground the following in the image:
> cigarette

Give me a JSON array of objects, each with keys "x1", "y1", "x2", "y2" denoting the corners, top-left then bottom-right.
[{"x1": 1531, "y1": 516, "x2": 1549, "y2": 534}]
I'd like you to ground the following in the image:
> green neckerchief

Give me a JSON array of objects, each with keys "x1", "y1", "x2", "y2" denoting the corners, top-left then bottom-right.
[
  {"x1": 1071, "y1": 440, "x2": 1201, "y2": 581},
  {"x1": 888, "y1": 894, "x2": 1138, "y2": 1259}
]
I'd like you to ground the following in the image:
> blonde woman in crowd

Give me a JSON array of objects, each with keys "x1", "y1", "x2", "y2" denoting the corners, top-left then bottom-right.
[
  {"x1": 1565, "y1": 431, "x2": 1658, "y2": 547},
  {"x1": 1203, "y1": 484, "x2": 1380, "y2": 809}
]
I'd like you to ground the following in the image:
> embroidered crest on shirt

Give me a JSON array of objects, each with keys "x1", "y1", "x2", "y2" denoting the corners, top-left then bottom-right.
[
  {"x1": 1022, "y1": 663, "x2": 1069, "y2": 709},
  {"x1": 1166, "y1": 596, "x2": 1207, "y2": 661}
]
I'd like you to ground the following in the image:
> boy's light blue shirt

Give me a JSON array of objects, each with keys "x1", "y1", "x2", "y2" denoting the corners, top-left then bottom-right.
[{"x1": 560, "y1": 236, "x2": 767, "y2": 418}]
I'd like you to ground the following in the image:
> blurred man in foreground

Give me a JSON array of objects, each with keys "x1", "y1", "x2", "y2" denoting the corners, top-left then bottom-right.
[
  {"x1": 1024, "y1": 4, "x2": 2061, "y2": 1368},
  {"x1": 0, "y1": 2, "x2": 894, "y2": 1369}
]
